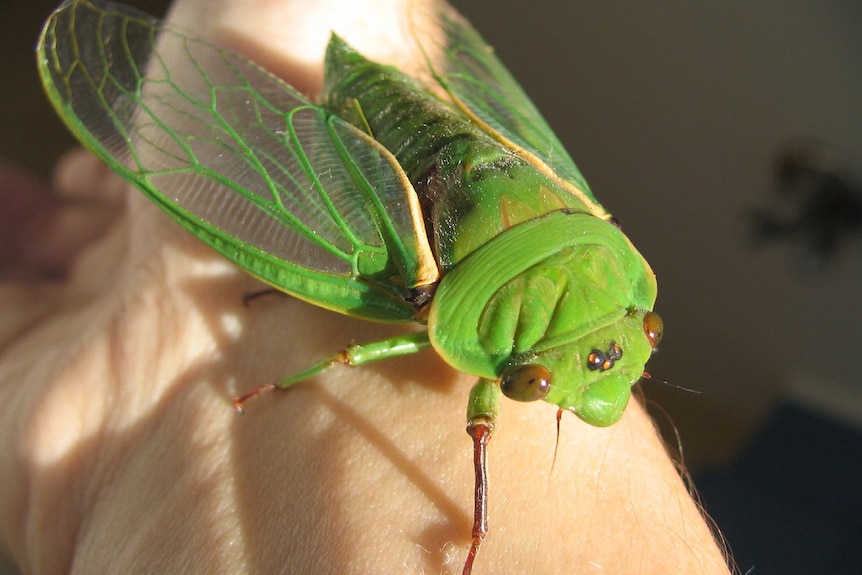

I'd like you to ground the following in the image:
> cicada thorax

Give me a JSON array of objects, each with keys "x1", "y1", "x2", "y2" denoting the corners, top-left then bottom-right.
[
  {"x1": 427, "y1": 210, "x2": 659, "y2": 427},
  {"x1": 323, "y1": 34, "x2": 660, "y2": 425}
]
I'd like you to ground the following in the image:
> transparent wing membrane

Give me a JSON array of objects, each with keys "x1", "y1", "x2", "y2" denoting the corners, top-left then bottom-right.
[{"x1": 38, "y1": 0, "x2": 438, "y2": 320}]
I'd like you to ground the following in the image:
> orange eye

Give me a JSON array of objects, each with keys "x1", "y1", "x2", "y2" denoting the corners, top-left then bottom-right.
[
  {"x1": 500, "y1": 364, "x2": 551, "y2": 402},
  {"x1": 643, "y1": 311, "x2": 663, "y2": 349}
]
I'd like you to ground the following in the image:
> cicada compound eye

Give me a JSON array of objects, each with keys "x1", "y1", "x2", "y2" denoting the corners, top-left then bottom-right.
[
  {"x1": 500, "y1": 364, "x2": 551, "y2": 402},
  {"x1": 643, "y1": 311, "x2": 663, "y2": 349}
]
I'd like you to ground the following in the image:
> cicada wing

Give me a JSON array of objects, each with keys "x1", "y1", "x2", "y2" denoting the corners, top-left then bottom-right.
[
  {"x1": 38, "y1": 0, "x2": 437, "y2": 321},
  {"x1": 410, "y1": 2, "x2": 602, "y2": 209}
]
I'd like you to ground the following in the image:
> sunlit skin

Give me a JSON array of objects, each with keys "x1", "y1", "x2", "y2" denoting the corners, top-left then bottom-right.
[{"x1": 0, "y1": 1, "x2": 732, "y2": 574}]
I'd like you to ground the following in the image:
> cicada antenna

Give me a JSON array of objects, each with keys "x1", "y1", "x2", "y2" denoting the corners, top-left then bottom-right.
[
  {"x1": 549, "y1": 408, "x2": 563, "y2": 474},
  {"x1": 641, "y1": 371, "x2": 702, "y2": 395}
]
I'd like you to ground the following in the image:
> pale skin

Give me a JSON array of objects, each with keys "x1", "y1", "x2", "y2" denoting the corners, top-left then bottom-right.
[{"x1": 0, "y1": 0, "x2": 733, "y2": 573}]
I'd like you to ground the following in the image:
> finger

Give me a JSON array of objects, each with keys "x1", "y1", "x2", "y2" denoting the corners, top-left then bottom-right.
[
  {"x1": 0, "y1": 151, "x2": 124, "y2": 281},
  {"x1": 167, "y1": 0, "x2": 426, "y2": 94}
]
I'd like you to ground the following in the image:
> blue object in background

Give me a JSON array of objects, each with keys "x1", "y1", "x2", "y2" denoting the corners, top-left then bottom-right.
[{"x1": 696, "y1": 402, "x2": 862, "y2": 574}]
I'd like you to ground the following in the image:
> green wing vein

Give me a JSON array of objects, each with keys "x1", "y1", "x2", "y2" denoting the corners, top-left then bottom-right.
[
  {"x1": 409, "y1": 2, "x2": 603, "y2": 211},
  {"x1": 38, "y1": 0, "x2": 440, "y2": 321}
]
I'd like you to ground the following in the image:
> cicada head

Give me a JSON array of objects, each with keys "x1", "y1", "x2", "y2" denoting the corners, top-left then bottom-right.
[
  {"x1": 497, "y1": 306, "x2": 662, "y2": 427},
  {"x1": 428, "y1": 210, "x2": 660, "y2": 427}
]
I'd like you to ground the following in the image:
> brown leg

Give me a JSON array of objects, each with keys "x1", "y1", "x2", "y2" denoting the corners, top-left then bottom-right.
[{"x1": 462, "y1": 421, "x2": 492, "y2": 575}]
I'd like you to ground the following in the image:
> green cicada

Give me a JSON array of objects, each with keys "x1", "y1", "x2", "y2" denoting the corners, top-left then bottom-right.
[{"x1": 37, "y1": 0, "x2": 662, "y2": 572}]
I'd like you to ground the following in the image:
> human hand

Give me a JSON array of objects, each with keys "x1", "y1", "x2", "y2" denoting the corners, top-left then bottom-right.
[{"x1": 0, "y1": 0, "x2": 732, "y2": 573}]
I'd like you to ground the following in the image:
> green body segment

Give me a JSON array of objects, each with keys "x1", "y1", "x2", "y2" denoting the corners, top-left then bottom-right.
[
  {"x1": 323, "y1": 38, "x2": 657, "y2": 425},
  {"x1": 430, "y1": 211, "x2": 656, "y2": 425},
  {"x1": 323, "y1": 38, "x2": 607, "y2": 270}
]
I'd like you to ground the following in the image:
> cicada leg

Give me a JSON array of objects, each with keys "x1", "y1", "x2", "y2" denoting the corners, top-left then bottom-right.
[
  {"x1": 462, "y1": 379, "x2": 502, "y2": 575},
  {"x1": 232, "y1": 330, "x2": 432, "y2": 412}
]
